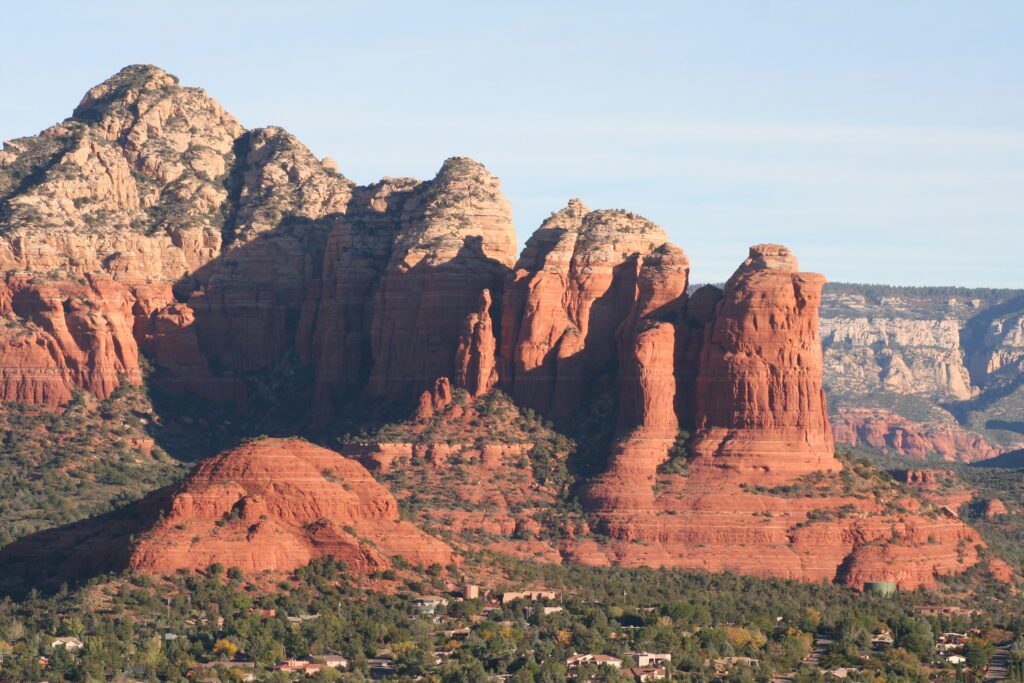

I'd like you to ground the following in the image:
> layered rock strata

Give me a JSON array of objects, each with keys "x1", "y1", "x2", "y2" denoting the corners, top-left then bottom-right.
[{"x1": 689, "y1": 244, "x2": 839, "y2": 479}]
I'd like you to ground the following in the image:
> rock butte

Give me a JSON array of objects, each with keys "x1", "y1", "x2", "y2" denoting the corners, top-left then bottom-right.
[
  {"x1": 0, "y1": 439, "x2": 453, "y2": 587},
  {"x1": 128, "y1": 439, "x2": 453, "y2": 574},
  {"x1": 0, "y1": 65, "x2": 988, "y2": 589}
]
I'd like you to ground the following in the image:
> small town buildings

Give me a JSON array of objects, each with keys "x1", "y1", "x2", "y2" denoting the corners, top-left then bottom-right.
[
  {"x1": 871, "y1": 631, "x2": 895, "y2": 647},
  {"x1": 502, "y1": 590, "x2": 559, "y2": 604},
  {"x1": 313, "y1": 654, "x2": 349, "y2": 669},
  {"x1": 50, "y1": 636, "x2": 84, "y2": 651},
  {"x1": 415, "y1": 596, "x2": 450, "y2": 614},
  {"x1": 369, "y1": 655, "x2": 396, "y2": 677},
  {"x1": 275, "y1": 659, "x2": 313, "y2": 673},
  {"x1": 566, "y1": 653, "x2": 624, "y2": 669},
  {"x1": 629, "y1": 652, "x2": 672, "y2": 667},
  {"x1": 712, "y1": 656, "x2": 762, "y2": 674},
  {"x1": 626, "y1": 666, "x2": 667, "y2": 681},
  {"x1": 286, "y1": 613, "x2": 320, "y2": 624}
]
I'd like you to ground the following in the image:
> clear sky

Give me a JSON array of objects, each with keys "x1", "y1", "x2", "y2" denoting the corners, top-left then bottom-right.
[{"x1": 2, "y1": 1, "x2": 1022, "y2": 286}]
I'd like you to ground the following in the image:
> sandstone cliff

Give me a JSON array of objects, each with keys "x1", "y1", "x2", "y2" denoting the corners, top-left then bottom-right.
[
  {"x1": 499, "y1": 202, "x2": 680, "y2": 423},
  {"x1": 0, "y1": 65, "x2": 996, "y2": 594},
  {"x1": 1, "y1": 66, "x2": 518, "y2": 418},
  {"x1": 690, "y1": 244, "x2": 838, "y2": 479},
  {"x1": 574, "y1": 245, "x2": 982, "y2": 590}
]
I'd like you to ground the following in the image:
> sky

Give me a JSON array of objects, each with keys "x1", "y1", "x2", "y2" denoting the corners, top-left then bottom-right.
[{"x1": 2, "y1": 1, "x2": 1022, "y2": 287}]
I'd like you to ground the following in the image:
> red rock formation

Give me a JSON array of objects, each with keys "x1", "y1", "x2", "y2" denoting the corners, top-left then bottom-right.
[
  {"x1": 893, "y1": 469, "x2": 954, "y2": 486},
  {"x1": 583, "y1": 245, "x2": 690, "y2": 512},
  {"x1": 366, "y1": 157, "x2": 517, "y2": 403},
  {"x1": 989, "y1": 558, "x2": 1014, "y2": 584},
  {"x1": 414, "y1": 377, "x2": 454, "y2": 420},
  {"x1": 454, "y1": 289, "x2": 499, "y2": 397},
  {"x1": 833, "y1": 408, "x2": 1003, "y2": 462},
  {"x1": 304, "y1": 179, "x2": 419, "y2": 421},
  {"x1": 339, "y1": 393, "x2": 572, "y2": 564},
  {"x1": 677, "y1": 285, "x2": 723, "y2": 429},
  {"x1": 500, "y1": 202, "x2": 678, "y2": 423},
  {"x1": 0, "y1": 275, "x2": 141, "y2": 406},
  {"x1": 983, "y1": 498, "x2": 1009, "y2": 518},
  {"x1": 690, "y1": 244, "x2": 839, "y2": 480},
  {"x1": 574, "y1": 244, "x2": 981, "y2": 591},
  {"x1": 129, "y1": 438, "x2": 452, "y2": 575}
]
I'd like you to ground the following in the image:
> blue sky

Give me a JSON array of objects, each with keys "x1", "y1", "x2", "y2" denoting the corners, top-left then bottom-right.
[{"x1": 2, "y1": 1, "x2": 1022, "y2": 286}]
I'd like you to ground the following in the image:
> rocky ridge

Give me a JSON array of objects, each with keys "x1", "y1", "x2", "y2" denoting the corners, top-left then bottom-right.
[
  {"x1": 820, "y1": 285, "x2": 1024, "y2": 460},
  {"x1": 0, "y1": 66, "x2": 992, "y2": 590}
]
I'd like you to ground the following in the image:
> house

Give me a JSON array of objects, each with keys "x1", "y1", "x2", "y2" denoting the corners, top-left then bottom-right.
[
  {"x1": 626, "y1": 667, "x2": 667, "y2": 682},
  {"x1": 415, "y1": 596, "x2": 449, "y2": 614},
  {"x1": 444, "y1": 627, "x2": 472, "y2": 639},
  {"x1": 629, "y1": 652, "x2": 672, "y2": 668},
  {"x1": 286, "y1": 613, "x2": 320, "y2": 624},
  {"x1": 501, "y1": 590, "x2": 559, "y2": 604},
  {"x1": 871, "y1": 631, "x2": 895, "y2": 646},
  {"x1": 312, "y1": 654, "x2": 349, "y2": 669},
  {"x1": 914, "y1": 605, "x2": 977, "y2": 618},
  {"x1": 369, "y1": 655, "x2": 396, "y2": 678},
  {"x1": 463, "y1": 584, "x2": 481, "y2": 599},
  {"x1": 275, "y1": 658, "x2": 312, "y2": 672},
  {"x1": 566, "y1": 653, "x2": 624, "y2": 669},
  {"x1": 543, "y1": 606, "x2": 564, "y2": 615},
  {"x1": 51, "y1": 636, "x2": 84, "y2": 651},
  {"x1": 712, "y1": 657, "x2": 761, "y2": 674}
]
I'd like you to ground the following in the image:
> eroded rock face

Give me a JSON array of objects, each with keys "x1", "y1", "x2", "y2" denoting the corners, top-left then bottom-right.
[
  {"x1": 366, "y1": 157, "x2": 516, "y2": 403},
  {"x1": 822, "y1": 317, "x2": 976, "y2": 400},
  {"x1": 690, "y1": 244, "x2": 838, "y2": 480},
  {"x1": 1, "y1": 66, "x2": 519, "y2": 414},
  {"x1": 129, "y1": 439, "x2": 452, "y2": 575},
  {"x1": 500, "y1": 202, "x2": 678, "y2": 423},
  {"x1": 583, "y1": 244, "x2": 690, "y2": 512},
  {"x1": 1, "y1": 64, "x2": 243, "y2": 280},
  {"x1": 983, "y1": 498, "x2": 1009, "y2": 518},
  {"x1": 0, "y1": 275, "x2": 140, "y2": 406},
  {"x1": 0, "y1": 66, "x2": 993, "y2": 594},
  {"x1": 570, "y1": 245, "x2": 984, "y2": 590},
  {"x1": 305, "y1": 178, "x2": 420, "y2": 420},
  {"x1": 833, "y1": 408, "x2": 1004, "y2": 462}
]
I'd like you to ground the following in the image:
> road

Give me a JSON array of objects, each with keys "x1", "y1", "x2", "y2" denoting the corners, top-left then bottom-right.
[{"x1": 985, "y1": 645, "x2": 1010, "y2": 683}]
